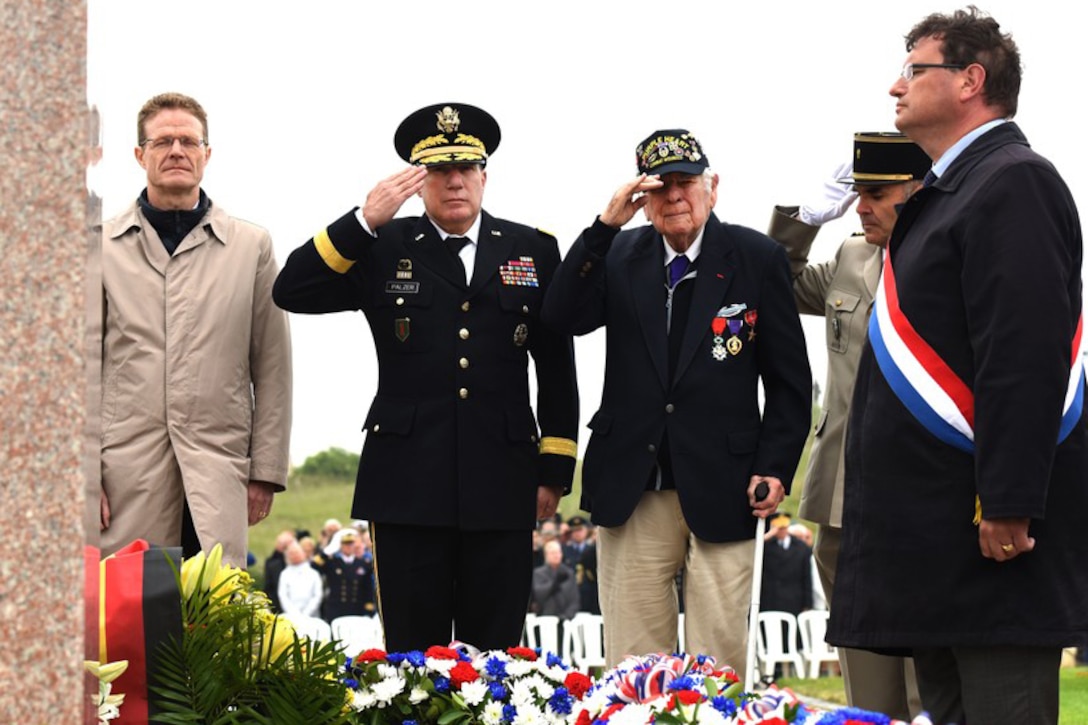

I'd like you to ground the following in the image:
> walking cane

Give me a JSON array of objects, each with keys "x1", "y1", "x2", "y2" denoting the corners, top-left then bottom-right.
[{"x1": 744, "y1": 481, "x2": 770, "y2": 693}]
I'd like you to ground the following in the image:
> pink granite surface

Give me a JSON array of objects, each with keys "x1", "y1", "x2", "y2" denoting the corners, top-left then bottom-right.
[{"x1": 0, "y1": 2, "x2": 92, "y2": 721}]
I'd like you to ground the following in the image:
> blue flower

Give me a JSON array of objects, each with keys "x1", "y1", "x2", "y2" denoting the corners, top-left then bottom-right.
[
  {"x1": 387, "y1": 653, "x2": 407, "y2": 666},
  {"x1": 343, "y1": 677, "x2": 358, "y2": 689},
  {"x1": 548, "y1": 686, "x2": 574, "y2": 715},
  {"x1": 813, "y1": 708, "x2": 891, "y2": 725},
  {"x1": 546, "y1": 652, "x2": 566, "y2": 668},
  {"x1": 404, "y1": 720, "x2": 418, "y2": 725},
  {"x1": 667, "y1": 675, "x2": 696, "y2": 692},
  {"x1": 488, "y1": 681, "x2": 508, "y2": 700},
  {"x1": 406, "y1": 650, "x2": 426, "y2": 667},
  {"x1": 434, "y1": 676, "x2": 451, "y2": 694},
  {"x1": 502, "y1": 704, "x2": 517, "y2": 723},
  {"x1": 711, "y1": 695, "x2": 737, "y2": 717},
  {"x1": 343, "y1": 657, "x2": 354, "y2": 670},
  {"x1": 485, "y1": 656, "x2": 508, "y2": 679}
]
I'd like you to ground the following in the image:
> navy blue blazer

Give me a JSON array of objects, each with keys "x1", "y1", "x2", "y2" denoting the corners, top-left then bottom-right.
[{"x1": 543, "y1": 214, "x2": 811, "y2": 543}]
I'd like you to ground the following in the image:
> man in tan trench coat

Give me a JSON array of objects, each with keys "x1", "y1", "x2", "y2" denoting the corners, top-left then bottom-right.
[{"x1": 100, "y1": 93, "x2": 292, "y2": 567}]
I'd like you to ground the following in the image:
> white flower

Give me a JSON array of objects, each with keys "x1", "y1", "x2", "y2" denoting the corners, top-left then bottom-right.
[
  {"x1": 409, "y1": 686, "x2": 430, "y2": 704},
  {"x1": 525, "y1": 673, "x2": 554, "y2": 699},
  {"x1": 482, "y1": 701, "x2": 506, "y2": 725},
  {"x1": 427, "y1": 657, "x2": 457, "y2": 676},
  {"x1": 506, "y1": 659, "x2": 534, "y2": 677},
  {"x1": 692, "y1": 706, "x2": 729, "y2": 725},
  {"x1": 352, "y1": 690, "x2": 377, "y2": 711},
  {"x1": 376, "y1": 663, "x2": 399, "y2": 679},
  {"x1": 610, "y1": 703, "x2": 654, "y2": 725},
  {"x1": 512, "y1": 703, "x2": 545, "y2": 725},
  {"x1": 461, "y1": 680, "x2": 490, "y2": 706},
  {"x1": 371, "y1": 676, "x2": 407, "y2": 705},
  {"x1": 510, "y1": 680, "x2": 536, "y2": 707}
]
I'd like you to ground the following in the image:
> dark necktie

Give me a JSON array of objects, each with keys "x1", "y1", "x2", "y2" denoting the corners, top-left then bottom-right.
[
  {"x1": 447, "y1": 236, "x2": 469, "y2": 281},
  {"x1": 923, "y1": 169, "x2": 938, "y2": 188},
  {"x1": 667, "y1": 254, "x2": 690, "y2": 288}
]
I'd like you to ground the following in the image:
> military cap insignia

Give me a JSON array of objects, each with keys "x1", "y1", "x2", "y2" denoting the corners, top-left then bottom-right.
[{"x1": 436, "y1": 106, "x2": 461, "y2": 133}]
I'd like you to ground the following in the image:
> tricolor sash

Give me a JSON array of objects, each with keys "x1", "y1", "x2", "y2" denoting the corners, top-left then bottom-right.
[{"x1": 869, "y1": 250, "x2": 1085, "y2": 453}]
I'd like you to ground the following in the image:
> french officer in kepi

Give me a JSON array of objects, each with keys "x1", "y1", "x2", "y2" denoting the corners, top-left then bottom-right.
[{"x1": 273, "y1": 102, "x2": 579, "y2": 652}]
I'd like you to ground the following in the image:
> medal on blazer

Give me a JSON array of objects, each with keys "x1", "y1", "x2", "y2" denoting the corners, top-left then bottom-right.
[
  {"x1": 712, "y1": 304, "x2": 747, "y2": 360},
  {"x1": 745, "y1": 309, "x2": 758, "y2": 341},
  {"x1": 727, "y1": 319, "x2": 743, "y2": 355}
]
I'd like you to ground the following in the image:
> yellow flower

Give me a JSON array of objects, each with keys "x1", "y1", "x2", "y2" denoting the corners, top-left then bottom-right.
[
  {"x1": 255, "y1": 612, "x2": 298, "y2": 667},
  {"x1": 84, "y1": 659, "x2": 128, "y2": 684},
  {"x1": 180, "y1": 544, "x2": 224, "y2": 599}
]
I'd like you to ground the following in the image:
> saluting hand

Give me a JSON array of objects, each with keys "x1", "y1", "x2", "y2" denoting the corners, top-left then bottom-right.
[
  {"x1": 362, "y1": 166, "x2": 429, "y2": 230},
  {"x1": 600, "y1": 174, "x2": 663, "y2": 228}
]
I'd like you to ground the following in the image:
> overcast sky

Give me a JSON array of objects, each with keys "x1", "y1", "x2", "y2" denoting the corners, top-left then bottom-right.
[{"x1": 88, "y1": 1, "x2": 1084, "y2": 464}]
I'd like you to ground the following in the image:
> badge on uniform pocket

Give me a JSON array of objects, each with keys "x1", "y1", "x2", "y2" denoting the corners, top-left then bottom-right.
[
  {"x1": 395, "y1": 317, "x2": 410, "y2": 342},
  {"x1": 514, "y1": 323, "x2": 528, "y2": 347}
]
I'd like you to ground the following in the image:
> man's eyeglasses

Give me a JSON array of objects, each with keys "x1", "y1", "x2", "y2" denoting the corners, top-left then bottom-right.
[
  {"x1": 141, "y1": 136, "x2": 207, "y2": 151},
  {"x1": 900, "y1": 62, "x2": 968, "y2": 81}
]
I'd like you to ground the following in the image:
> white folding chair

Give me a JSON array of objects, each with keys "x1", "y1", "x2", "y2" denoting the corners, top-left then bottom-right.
[
  {"x1": 562, "y1": 613, "x2": 606, "y2": 673},
  {"x1": 797, "y1": 610, "x2": 839, "y2": 678},
  {"x1": 331, "y1": 615, "x2": 384, "y2": 656},
  {"x1": 756, "y1": 611, "x2": 806, "y2": 679},
  {"x1": 524, "y1": 614, "x2": 561, "y2": 656},
  {"x1": 280, "y1": 612, "x2": 332, "y2": 643}
]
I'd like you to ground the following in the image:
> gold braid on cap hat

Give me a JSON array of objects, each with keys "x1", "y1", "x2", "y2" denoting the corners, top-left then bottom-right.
[{"x1": 410, "y1": 133, "x2": 487, "y2": 164}]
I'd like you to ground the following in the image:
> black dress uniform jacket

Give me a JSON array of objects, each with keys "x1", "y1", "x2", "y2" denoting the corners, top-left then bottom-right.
[
  {"x1": 542, "y1": 214, "x2": 811, "y2": 543},
  {"x1": 273, "y1": 209, "x2": 579, "y2": 531},
  {"x1": 829, "y1": 122, "x2": 1088, "y2": 652}
]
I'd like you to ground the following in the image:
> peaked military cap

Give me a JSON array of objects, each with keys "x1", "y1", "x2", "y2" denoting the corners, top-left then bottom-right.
[
  {"x1": 839, "y1": 132, "x2": 931, "y2": 186},
  {"x1": 636, "y1": 129, "x2": 710, "y2": 176},
  {"x1": 394, "y1": 102, "x2": 501, "y2": 167}
]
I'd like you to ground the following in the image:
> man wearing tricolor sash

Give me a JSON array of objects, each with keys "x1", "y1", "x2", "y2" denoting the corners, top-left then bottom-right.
[{"x1": 826, "y1": 10, "x2": 1088, "y2": 724}]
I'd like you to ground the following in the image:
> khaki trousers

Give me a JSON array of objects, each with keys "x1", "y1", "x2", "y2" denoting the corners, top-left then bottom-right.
[
  {"x1": 816, "y1": 525, "x2": 922, "y2": 719},
  {"x1": 598, "y1": 490, "x2": 755, "y2": 677}
]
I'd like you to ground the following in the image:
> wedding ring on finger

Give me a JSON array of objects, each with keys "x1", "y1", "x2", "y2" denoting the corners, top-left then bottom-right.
[{"x1": 1001, "y1": 543, "x2": 1014, "y2": 553}]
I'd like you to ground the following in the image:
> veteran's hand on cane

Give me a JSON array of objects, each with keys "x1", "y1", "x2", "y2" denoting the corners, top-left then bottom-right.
[
  {"x1": 362, "y1": 165, "x2": 429, "y2": 230},
  {"x1": 748, "y1": 475, "x2": 786, "y2": 518},
  {"x1": 798, "y1": 160, "x2": 858, "y2": 226},
  {"x1": 600, "y1": 174, "x2": 664, "y2": 228},
  {"x1": 247, "y1": 480, "x2": 276, "y2": 526},
  {"x1": 980, "y1": 516, "x2": 1034, "y2": 562}
]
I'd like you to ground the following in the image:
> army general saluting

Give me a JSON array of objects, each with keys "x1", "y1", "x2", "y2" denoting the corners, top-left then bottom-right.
[{"x1": 273, "y1": 103, "x2": 579, "y2": 651}]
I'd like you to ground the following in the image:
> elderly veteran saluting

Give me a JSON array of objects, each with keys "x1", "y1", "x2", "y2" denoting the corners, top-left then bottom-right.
[
  {"x1": 542, "y1": 130, "x2": 811, "y2": 673},
  {"x1": 274, "y1": 103, "x2": 579, "y2": 652}
]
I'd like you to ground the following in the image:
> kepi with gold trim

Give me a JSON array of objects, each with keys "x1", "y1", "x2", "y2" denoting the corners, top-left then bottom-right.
[
  {"x1": 394, "y1": 102, "x2": 501, "y2": 167},
  {"x1": 838, "y1": 132, "x2": 931, "y2": 186}
]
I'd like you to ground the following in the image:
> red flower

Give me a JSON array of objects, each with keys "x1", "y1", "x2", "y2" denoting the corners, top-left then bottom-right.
[
  {"x1": 564, "y1": 671, "x2": 593, "y2": 699},
  {"x1": 675, "y1": 690, "x2": 703, "y2": 706},
  {"x1": 425, "y1": 645, "x2": 461, "y2": 660},
  {"x1": 574, "y1": 710, "x2": 593, "y2": 725},
  {"x1": 449, "y1": 661, "x2": 479, "y2": 688},
  {"x1": 762, "y1": 719, "x2": 789, "y2": 725},
  {"x1": 506, "y1": 646, "x2": 539, "y2": 661},
  {"x1": 356, "y1": 648, "x2": 387, "y2": 663}
]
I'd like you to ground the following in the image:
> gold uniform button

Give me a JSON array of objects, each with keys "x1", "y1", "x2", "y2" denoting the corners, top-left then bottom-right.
[
  {"x1": 459, "y1": 388, "x2": 469, "y2": 399},
  {"x1": 522, "y1": 305, "x2": 530, "y2": 314},
  {"x1": 459, "y1": 328, "x2": 470, "y2": 340},
  {"x1": 665, "y1": 404, "x2": 675, "y2": 414},
  {"x1": 461, "y1": 301, "x2": 471, "y2": 312},
  {"x1": 835, "y1": 299, "x2": 843, "y2": 307},
  {"x1": 459, "y1": 357, "x2": 469, "y2": 369},
  {"x1": 396, "y1": 297, "x2": 405, "y2": 306}
]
